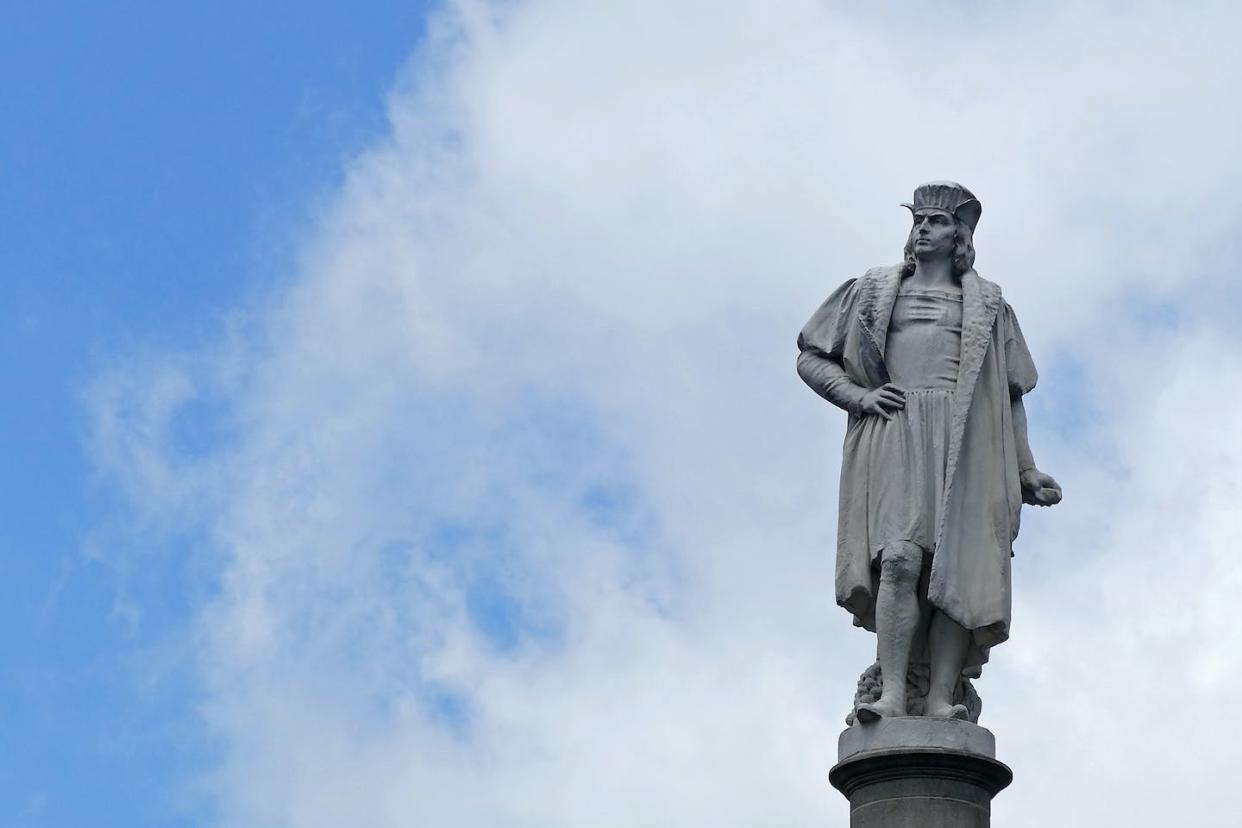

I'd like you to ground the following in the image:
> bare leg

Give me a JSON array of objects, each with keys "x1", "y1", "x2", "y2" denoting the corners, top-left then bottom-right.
[
  {"x1": 925, "y1": 609, "x2": 970, "y2": 719},
  {"x1": 856, "y1": 541, "x2": 922, "y2": 722}
]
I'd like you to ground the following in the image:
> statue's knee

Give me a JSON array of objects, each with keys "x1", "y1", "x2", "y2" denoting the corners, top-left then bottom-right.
[{"x1": 879, "y1": 542, "x2": 922, "y2": 586}]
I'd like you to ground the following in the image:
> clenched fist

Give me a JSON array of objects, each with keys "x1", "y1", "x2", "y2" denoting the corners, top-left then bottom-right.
[{"x1": 1020, "y1": 468, "x2": 1062, "y2": 506}]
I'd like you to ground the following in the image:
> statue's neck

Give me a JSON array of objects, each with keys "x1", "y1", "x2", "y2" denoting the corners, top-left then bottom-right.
[{"x1": 907, "y1": 257, "x2": 957, "y2": 290}]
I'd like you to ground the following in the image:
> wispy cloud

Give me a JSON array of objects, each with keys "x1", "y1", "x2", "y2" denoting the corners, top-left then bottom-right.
[{"x1": 88, "y1": 1, "x2": 1242, "y2": 825}]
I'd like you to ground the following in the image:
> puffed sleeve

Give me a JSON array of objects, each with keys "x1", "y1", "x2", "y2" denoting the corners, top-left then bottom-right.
[
  {"x1": 797, "y1": 278, "x2": 856, "y2": 358},
  {"x1": 796, "y1": 278, "x2": 867, "y2": 415},
  {"x1": 1003, "y1": 302, "x2": 1038, "y2": 398}
]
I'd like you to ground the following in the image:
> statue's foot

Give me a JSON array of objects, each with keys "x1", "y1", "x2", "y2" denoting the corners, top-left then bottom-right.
[
  {"x1": 855, "y1": 699, "x2": 905, "y2": 723},
  {"x1": 925, "y1": 702, "x2": 969, "y2": 720}
]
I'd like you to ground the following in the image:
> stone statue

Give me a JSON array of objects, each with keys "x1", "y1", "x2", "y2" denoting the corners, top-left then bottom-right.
[{"x1": 796, "y1": 182, "x2": 1061, "y2": 725}]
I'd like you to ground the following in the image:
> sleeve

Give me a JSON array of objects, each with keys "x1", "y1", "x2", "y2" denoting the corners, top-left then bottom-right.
[
  {"x1": 796, "y1": 279, "x2": 868, "y2": 415},
  {"x1": 1002, "y1": 302, "x2": 1038, "y2": 399},
  {"x1": 796, "y1": 278, "x2": 856, "y2": 359}
]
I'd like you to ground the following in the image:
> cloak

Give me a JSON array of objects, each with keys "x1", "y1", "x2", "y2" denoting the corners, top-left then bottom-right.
[{"x1": 797, "y1": 265, "x2": 1038, "y2": 659}]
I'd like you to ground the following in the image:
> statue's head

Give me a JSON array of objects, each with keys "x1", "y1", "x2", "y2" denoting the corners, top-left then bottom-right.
[{"x1": 900, "y1": 181, "x2": 980, "y2": 277}]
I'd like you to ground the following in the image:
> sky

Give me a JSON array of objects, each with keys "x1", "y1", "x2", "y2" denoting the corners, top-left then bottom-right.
[
  {"x1": 5, "y1": 1, "x2": 1242, "y2": 826},
  {"x1": 1, "y1": 3, "x2": 432, "y2": 824}
]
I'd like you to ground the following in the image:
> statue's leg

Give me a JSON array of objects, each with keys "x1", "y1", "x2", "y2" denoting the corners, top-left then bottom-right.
[
  {"x1": 926, "y1": 609, "x2": 970, "y2": 719},
  {"x1": 856, "y1": 541, "x2": 922, "y2": 722}
]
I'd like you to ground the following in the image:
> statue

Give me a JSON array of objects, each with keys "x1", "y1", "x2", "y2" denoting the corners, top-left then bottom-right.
[{"x1": 796, "y1": 182, "x2": 1062, "y2": 724}]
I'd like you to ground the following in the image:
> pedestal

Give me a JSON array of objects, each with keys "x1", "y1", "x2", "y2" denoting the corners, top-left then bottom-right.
[{"x1": 829, "y1": 718, "x2": 1012, "y2": 828}]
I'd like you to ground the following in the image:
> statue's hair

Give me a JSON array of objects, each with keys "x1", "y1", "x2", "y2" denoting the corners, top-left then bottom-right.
[{"x1": 901, "y1": 218, "x2": 975, "y2": 276}]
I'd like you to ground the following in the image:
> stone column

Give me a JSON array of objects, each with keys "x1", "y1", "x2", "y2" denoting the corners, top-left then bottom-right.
[{"x1": 829, "y1": 718, "x2": 1012, "y2": 828}]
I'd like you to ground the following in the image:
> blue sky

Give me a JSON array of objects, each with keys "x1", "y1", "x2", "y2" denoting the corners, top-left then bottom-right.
[
  {"x1": 5, "y1": 2, "x2": 1242, "y2": 827},
  {"x1": 1, "y1": 5, "x2": 432, "y2": 824}
]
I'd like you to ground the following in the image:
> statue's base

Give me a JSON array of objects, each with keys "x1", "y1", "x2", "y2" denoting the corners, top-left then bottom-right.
[{"x1": 829, "y1": 718, "x2": 1012, "y2": 828}]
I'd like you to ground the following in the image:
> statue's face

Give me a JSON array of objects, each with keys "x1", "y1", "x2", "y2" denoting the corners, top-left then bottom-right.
[{"x1": 910, "y1": 210, "x2": 956, "y2": 260}]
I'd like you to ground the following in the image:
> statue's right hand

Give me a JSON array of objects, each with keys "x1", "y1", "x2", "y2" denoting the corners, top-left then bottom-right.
[{"x1": 859, "y1": 384, "x2": 906, "y2": 421}]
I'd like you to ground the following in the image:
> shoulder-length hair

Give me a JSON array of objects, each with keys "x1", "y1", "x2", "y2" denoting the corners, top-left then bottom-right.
[{"x1": 901, "y1": 218, "x2": 975, "y2": 277}]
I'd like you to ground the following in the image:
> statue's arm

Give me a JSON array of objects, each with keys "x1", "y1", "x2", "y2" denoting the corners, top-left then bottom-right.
[
  {"x1": 1011, "y1": 396, "x2": 1062, "y2": 506},
  {"x1": 1003, "y1": 300, "x2": 1061, "y2": 506},
  {"x1": 1010, "y1": 396, "x2": 1036, "y2": 474},
  {"x1": 797, "y1": 349, "x2": 867, "y2": 416}
]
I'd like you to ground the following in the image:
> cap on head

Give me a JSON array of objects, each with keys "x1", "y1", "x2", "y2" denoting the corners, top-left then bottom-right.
[{"x1": 901, "y1": 181, "x2": 981, "y2": 232}]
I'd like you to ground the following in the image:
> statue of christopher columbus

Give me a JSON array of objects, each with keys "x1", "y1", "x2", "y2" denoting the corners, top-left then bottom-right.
[{"x1": 796, "y1": 182, "x2": 1062, "y2": 724}]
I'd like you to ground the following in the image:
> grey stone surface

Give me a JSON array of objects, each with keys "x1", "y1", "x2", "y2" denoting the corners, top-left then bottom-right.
[
  {"x1": 797, "y1": 182, "x2": 1063, "y2": 723},
  {"x1": 831, "y1": 719, "x2": 1011, "y2": 828},
  {"x1": 838, "y1": 717, "x2": 996, "y2": 761},
  {"x1": 851, "y1": 792, "x2": 990, "y2": 828}
]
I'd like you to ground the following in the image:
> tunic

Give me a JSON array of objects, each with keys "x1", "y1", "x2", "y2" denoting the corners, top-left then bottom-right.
[
  {"x1": 886, "y1": 289, "x2": 962, "y2": 390},
  {"x1": 796, "y1": 266, "x2": 1038, "y2": 666},
  {"x1": 848, "y1": 289, "x2": 961, "y2": 561}
]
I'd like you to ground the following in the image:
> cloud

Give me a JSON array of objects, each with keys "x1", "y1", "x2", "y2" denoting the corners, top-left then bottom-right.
[{"x1": 89, "y1": 1, "x2": 1242, "y2": 825}]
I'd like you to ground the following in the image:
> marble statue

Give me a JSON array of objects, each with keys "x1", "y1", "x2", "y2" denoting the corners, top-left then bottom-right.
[{"x1": 796, "y1": 182, "x2": 1061, "y2": 724}]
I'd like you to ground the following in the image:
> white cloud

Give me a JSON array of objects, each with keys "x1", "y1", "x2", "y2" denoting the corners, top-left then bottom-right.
[{"x1": 90, "y1": 1, "x2": 1242, "y2": 825}]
